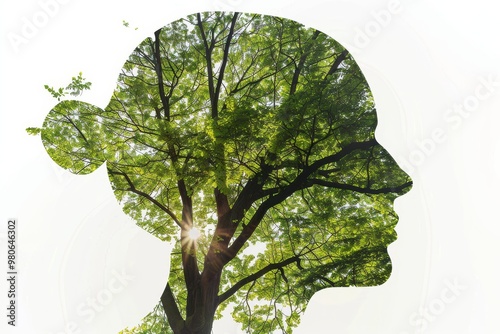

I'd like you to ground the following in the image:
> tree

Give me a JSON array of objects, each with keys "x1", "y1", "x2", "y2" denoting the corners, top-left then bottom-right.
[{"x1": 38, "y1": 12, "x2": 412, "y2": 334}]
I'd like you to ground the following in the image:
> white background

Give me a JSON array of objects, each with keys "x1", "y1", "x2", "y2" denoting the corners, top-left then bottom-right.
[{"x1": 1, "y1": 0, "x2": 499, "y2": 333}]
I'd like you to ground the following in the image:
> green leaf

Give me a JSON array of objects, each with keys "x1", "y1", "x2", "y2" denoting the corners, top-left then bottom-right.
[{"x1": 26, "y1": 127, "x2": 42, "y2": 136}]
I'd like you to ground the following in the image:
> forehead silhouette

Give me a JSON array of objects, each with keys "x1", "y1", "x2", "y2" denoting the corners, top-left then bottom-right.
[{"x1": 41, "y1": 12, "x2": 411, "y2": 333}]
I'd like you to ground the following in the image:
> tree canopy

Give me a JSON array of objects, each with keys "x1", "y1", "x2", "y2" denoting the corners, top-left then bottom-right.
[{"x1": 38, "y1": 12, "x2": 412, "y2": 334}]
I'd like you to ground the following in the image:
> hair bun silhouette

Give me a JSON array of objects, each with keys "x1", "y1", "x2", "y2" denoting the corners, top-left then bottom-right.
[{"x1": 42, "y1": 100, "x2": 106, "y2": 174}]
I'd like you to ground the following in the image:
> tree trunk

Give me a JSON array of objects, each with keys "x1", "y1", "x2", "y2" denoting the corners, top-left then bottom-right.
[
  {"x1": 163, "y1": 258, "x2": 222, "y2": 334},
  {"x1": 192, "y1": 274, "x2": 220, "y2": 334}
]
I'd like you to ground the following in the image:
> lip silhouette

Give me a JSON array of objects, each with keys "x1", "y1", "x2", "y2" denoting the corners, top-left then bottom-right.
[{"x1": 39, "y1": 11, "x2": 412, "y2": 334}]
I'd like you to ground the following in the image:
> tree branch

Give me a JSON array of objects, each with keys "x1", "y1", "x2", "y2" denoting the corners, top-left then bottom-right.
[
  {"x1": 324, "y1": 49, "x2": 349, "y2": 79},
  {"x1": 218, "y1": 255, "x2": 300, "y2": 305},
  {"x1": 107, "y1": 168, "x2": 183, "y2": 228},
  {"x1": 318, "y1": 275, "x2": 336, "y2": 287},
  {"x1": 228, "y1": 162, "x2": 273, "y2": 235},
  {"x1": 213, "y1": 12, "x2": 239, "y2": 117},
  {"x1": 62, "y1": 114, "x2": 89, "y2": 144},
  {"x1": 196, "y1": 13, "x2": 216, "y2": 117},
  {"x1": 308, "y1": 138, "x2": 378, "y2": 170},
  {"x1": 160, "y1": 283, "x2": 185, "y2": 333},
  {"x1": 309, "y1": 179, "x2": 413, "y2": 195},
  {"x1": 153, "y1": 29, "x2": 171, "y2": 121},
  {"x1": 222, "y1": 139, "x2": 379, "y2": 263},
  {"x1": 290, "y1": 30, "x2": 321, "y2": 95}
]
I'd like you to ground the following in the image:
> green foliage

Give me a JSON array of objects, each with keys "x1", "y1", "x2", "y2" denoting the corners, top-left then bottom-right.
[
  {"x1": 41, "y1": 100, "x2": 106, "y2": 175},
  {"x1": 26, "y1": 127, "x2": 42, "y2": 135},
  {"x1": 39, "y1": 12, "x2": 411, "y2": 333},
  {"x1": 118, "y1": 304, "x2": 173, "y2": 334},
  {"x1": 43, "y1": 72, "x2": 92, "y2": 101},
  {"x1": 122, "y1": 20, "x2": 139, "y2": 30}
]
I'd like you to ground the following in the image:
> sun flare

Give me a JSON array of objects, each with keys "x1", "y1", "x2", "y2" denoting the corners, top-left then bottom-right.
[{"x1": 188, "y1": 227, "x2": 201, "y2": 240}]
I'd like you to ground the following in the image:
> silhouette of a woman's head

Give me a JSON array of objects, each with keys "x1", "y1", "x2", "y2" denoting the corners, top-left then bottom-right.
[{"x1": 40, "y1": 12, "x2": 411, "y2": 333}]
